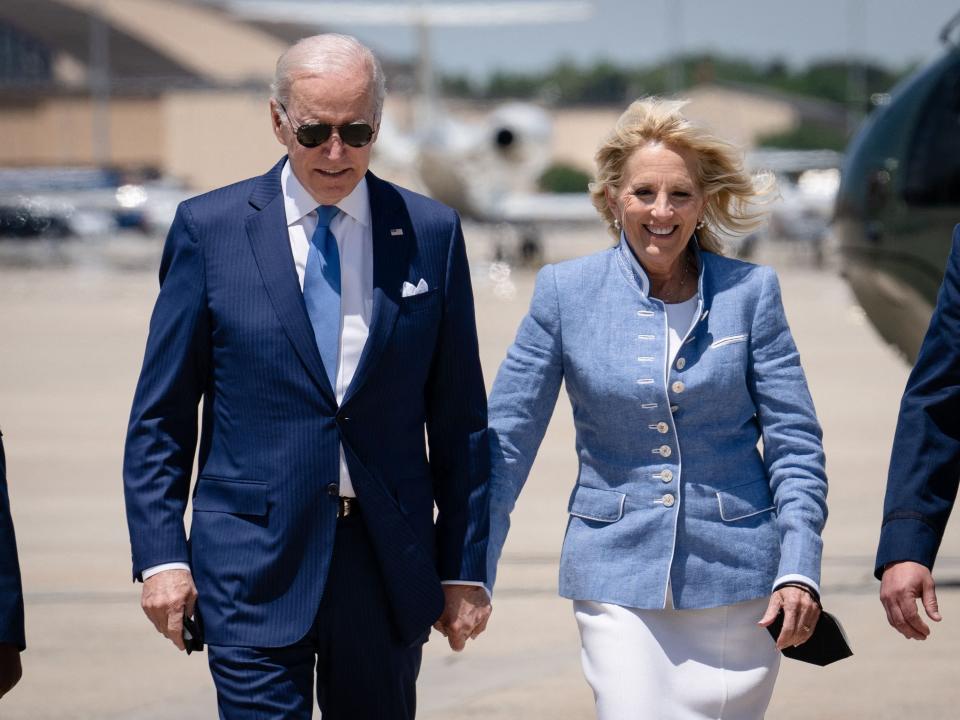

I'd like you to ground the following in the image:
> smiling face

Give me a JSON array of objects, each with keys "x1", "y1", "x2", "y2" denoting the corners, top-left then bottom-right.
[
  {"x1": 271, "y1": 67, "x2": 378, "y2": 205},
  {"x1": 606, "y1": 142, "x2": 706, "y2": 276}
]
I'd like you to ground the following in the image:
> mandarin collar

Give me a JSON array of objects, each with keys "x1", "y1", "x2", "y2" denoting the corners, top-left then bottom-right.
[{"x1": 618, "y1": 229, "x2": 704, "y2": 300}]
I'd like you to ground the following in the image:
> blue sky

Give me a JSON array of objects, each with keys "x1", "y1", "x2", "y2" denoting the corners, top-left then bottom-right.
[{"x1": 291, "y1": 0, "x2": 960, "y2": 79}]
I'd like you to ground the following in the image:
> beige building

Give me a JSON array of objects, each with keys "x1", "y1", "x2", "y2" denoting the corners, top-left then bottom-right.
[{"x1": 0, "y1": 0, "x2": 814, "y2": 192}]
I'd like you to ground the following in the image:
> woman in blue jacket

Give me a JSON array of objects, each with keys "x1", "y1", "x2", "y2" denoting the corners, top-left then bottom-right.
[{"x1": 487, "y1": 98, "x2": 828, "y2": 719}]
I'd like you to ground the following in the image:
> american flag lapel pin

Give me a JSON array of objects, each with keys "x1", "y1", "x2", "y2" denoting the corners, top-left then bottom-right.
[{"x1": 390, "y1": 228, "x2": 404, "y2": 236}]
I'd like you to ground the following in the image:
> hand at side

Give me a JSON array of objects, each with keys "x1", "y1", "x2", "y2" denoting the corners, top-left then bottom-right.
[
  {"x1": 758, "y1": 586, "x2": 821, "y2": 650},
  {"x1": 141, "y1": 569, "x2": 198, "y2": 651},
  {"x1": 433, "y1": 585, "x2": 492, "y2": 651},
  {"x1": 880, "y1": 560, "x2": 941, "y2": 640}
]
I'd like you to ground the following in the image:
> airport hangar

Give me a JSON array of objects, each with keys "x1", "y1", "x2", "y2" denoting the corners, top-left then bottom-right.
[{"x1": 0, "y1": 0, "x2": 838, "y2": 193}]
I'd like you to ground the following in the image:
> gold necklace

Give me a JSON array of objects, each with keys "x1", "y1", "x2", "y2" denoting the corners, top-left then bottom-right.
[{"x1": 659, "y1": 257, "x2": 690, "y2": 303}]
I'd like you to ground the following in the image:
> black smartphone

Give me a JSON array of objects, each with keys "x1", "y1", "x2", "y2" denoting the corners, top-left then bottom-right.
[{"x1": 182, "y1": 614, "x2": 204, "y2": 655}]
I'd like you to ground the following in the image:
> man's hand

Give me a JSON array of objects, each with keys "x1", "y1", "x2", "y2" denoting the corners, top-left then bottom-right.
[
  {"x1": 141, "y1": 569, "x2": 198, "y2": 651},
  {"x1": 758, "y1": 586, "x2": 821, "y2": 650},
  {"x1": 880, "y1": 560, "x2": 941, "y2": 640},
  {"x1": 0, "y1": 643, "x2": 22, "y2": 698},
  {"x1": 433, "y1": 585, "x2": 491, "y2": 652}
]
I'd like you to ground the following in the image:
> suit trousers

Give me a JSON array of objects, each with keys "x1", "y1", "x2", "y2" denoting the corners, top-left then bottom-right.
[{"x1": 207, "y1": 512, "x2": 426, "y2": 719}]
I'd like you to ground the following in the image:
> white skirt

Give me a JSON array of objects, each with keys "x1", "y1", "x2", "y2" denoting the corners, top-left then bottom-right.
[{"x1": 573, "y1": 594, "x2": 780, "y2": 720}]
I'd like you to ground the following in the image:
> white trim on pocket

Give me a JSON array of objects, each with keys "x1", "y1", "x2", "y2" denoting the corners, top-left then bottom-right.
[
  {"x1": 568, "y1": 485, "x2": 626, "y2": 523},
  {"x1": 709, "y1": 333, "x2": 748, "y2": 349},
  {"x1": 715, "y1": 481, "x2": 775, "y2": 522}
]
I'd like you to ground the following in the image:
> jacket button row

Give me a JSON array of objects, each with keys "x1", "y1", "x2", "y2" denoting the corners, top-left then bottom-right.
[
  {"x1": 656, "y1": 421, "x2": 669, "y2": 434},
  {"x1": 659, "y1": 469, "x2": 674, "y2": 482},
  {"x1": 656, "y1": 445, "x2": 672, "y2": 458},
  {"x1": 676, "y1": 357, "x2": 686, "y2": 370},
  {"x1": 661, "y1": 493, "x2": 675, "y2": 507},
  {"x1": 671, "y1": 381, "x2": 685, "y2": 394}
]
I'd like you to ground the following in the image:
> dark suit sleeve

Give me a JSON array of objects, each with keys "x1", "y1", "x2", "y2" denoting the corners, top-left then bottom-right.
[
  {"x1": 876, "y1": 225, "x2": 960, "y2": 578},
  {"x1": 424, "y1": 214, "x2": 490, "y2": 583},
  {"x1": 0, "y1": 436, "x2": 25, "y2": 650},
  {"x1": 123, "y1": 203, "x2": 210, "y2": 580}
]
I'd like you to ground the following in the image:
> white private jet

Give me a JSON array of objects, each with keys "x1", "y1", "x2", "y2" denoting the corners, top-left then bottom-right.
[{"x1": 220, "y1": 0, "x2": 600, "y2": 262}]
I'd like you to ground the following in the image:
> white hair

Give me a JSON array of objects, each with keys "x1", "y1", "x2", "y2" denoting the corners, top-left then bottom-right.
[{"x1": 271, "y1": 34, "x2": 386, "y2": 123}]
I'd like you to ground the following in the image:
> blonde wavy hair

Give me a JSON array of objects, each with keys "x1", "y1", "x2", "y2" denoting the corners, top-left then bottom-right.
[{"x1": 589, "y1": 97, "x2": 774, "y2": 254}]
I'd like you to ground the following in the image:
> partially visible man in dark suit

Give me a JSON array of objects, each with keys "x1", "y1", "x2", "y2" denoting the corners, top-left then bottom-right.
[
  {"x1": 877, "y1": 224, "x2": 960, "y2": 640},
  {"x1": 124, "y1": 33, "x2": 490, "y2": 719},
  {"x1": 0, "y1": 430, "x2": 25, "y2": 698}
]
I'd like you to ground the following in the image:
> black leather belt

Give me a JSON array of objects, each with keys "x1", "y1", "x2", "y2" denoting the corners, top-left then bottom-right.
[{"x1": 337, "y1": 496, "x2": 359, "y2": 518}]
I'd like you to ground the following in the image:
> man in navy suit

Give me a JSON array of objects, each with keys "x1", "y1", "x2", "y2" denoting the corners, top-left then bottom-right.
[
  {"x1": 0, "y1": 431, "x2": 25, "y2": 699},
  {"x1": 877, "y1": 225, "x2": 960, "y2": 640},
  {"x1": 123, "y1": 34, "x2": 491, "y2": 718}
]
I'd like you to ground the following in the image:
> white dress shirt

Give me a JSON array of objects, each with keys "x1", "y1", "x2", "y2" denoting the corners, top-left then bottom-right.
[{"x1": 282, "y1": 160, "x2": 372, "y2": 500}]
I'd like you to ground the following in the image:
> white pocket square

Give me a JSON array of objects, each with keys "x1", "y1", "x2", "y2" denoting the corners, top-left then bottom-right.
[{"x1": 402, "y1": 279, "x2": 429, "y2": 297}]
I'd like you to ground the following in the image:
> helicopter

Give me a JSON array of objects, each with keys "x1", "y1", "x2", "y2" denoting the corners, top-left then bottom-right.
[{"x1": 833, "y1": 10, "x2": 960, "y2": 364}]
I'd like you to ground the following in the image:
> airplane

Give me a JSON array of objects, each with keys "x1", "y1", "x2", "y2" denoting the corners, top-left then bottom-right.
[
  {"x1": 740, "y1": 148, "x2": 842, "y2": 261},
  {"x1": 221, "y1": 0, "x2": 599, "y2": 262},
  {"x1": 832, "y1": 10, "x2": 960, "y2": 364},
  {"x1": 219, "y1": 1, "x2": 844, "y2": 266}
]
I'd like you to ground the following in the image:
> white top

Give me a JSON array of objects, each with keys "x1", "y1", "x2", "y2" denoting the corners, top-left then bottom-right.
[{"x1": 664, "y1": 295, "x2": 700, "y2": 367}]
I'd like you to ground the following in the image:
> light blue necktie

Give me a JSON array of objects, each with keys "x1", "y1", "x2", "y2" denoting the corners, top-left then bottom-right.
[{"x1": 303, "y1": 205, "x2": 341, "y2": 389}]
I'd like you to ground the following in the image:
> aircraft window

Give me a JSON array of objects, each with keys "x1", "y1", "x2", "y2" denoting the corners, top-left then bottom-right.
[{"x1": 903, "y1": 62, "x2": 960, "y2": 206}]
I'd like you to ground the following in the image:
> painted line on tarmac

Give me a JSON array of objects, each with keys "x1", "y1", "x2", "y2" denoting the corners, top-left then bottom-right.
[{"x1": 24, "y1": 591, "x2": 136, "y2": 604}]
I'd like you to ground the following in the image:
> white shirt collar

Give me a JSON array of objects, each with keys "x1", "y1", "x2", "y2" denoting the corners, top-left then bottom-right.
[{"x1": 280, "y1": 159, "x2": 371, "y2": 228}]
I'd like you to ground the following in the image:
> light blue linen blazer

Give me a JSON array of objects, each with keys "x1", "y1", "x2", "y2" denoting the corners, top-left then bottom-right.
[{"x1": 487, "y1": 239, "x2": 828, "y2": 609}]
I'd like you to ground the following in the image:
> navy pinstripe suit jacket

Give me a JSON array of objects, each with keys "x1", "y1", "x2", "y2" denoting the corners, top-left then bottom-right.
[
  {"x1": 123, "y1": 159, "x2": 489, "y2": 647},
  {"x1": 876, "y1": 224, "x2": 960, "y2": 578}
]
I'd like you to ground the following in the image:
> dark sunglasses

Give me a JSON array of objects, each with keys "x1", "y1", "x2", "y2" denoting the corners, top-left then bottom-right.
[{"x1": 277, "y1": 102, "x2": 375, "y2": 148}]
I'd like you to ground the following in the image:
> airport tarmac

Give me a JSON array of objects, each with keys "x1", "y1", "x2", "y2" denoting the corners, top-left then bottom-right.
[{"x1": 1, "y1": 228, "x2": 959, "y2": 719}]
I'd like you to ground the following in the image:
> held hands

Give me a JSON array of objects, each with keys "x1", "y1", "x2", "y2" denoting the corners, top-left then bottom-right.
[
  {"x1": 433, "y1": 584, "x2": 492, "y2": 651},
  {"x1": 879, "y1": 560, "x2": 941, "y2": 640},
  {"x1": 141, "y1": 569, "x2": 198, "y2": 651},
  {"x1": 758, "y1": 585, "x2": 821, "y2": 650}
]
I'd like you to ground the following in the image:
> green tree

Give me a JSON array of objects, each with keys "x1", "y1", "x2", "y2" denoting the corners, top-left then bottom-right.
[{"x1": 538, "y1": 163, "x2": 592, "y2": 193}]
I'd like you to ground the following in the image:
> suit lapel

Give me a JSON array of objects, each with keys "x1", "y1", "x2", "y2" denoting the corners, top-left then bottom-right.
[
  {"x1": 343, "y1": 173, "x2": 411, "y2": 404},
  {"x1": 245, "y1": 158, "x2": 338, "y2": 405}
]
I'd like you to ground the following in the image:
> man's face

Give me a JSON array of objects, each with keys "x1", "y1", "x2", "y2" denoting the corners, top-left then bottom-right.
[{"x1": 271, "y1": 68, "x2": 378, "y2": 205}]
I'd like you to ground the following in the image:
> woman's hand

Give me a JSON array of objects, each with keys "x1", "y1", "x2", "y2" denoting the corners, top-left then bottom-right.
[{"x1": 758, "y1": 585, "x2": 821, "y2": 650}]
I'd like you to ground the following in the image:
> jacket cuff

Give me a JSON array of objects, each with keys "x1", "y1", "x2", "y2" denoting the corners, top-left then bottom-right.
[
  {"x1": 875, "y1": 517, "x2": 942, "y2": 579},
  {"x1": 141, "y1": 562, "x2": 192, "y2": 581},
  {"x1": 773, "y1": 573, "x2": 820, "y2": 597},
  {"x1": 441, "y1": 579, "x2": 492, "y2": 601}
]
